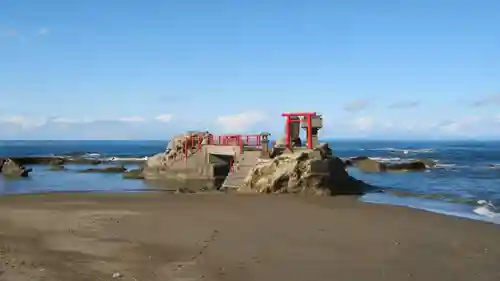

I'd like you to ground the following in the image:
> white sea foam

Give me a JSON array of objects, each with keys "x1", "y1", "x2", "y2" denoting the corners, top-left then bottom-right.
[
  {"x1": 106, "y1": 156, "x2": 148, "y2": 162},
  {"x1": 434, "y1": 163, "x2": 456, "y2": 168},
  {"x1": 368, "y1": 148, "x2": 433, "y2": 154},
  {"x1": 84, "y1": 153, "x2": 101, "y2": 158},
  {"x1": 473, "y1": 200, "x2": 500, "y2": 221},
  {"x1": 362, "y1": 193, "x2": 500, "y2": 225},
  {"x1": 369, "y1": 157, "x2": 401, "y2": 163}
]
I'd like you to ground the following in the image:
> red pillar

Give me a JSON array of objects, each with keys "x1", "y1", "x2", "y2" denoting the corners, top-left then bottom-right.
[
  {"x1": 307, "y1": 114, "x2": 313, "y2": 149},
  {"x1": 285, "y1": 116, "x2": 290, "y2": 147}
]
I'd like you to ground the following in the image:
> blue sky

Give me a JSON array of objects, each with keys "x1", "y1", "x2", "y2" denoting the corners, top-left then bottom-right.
[{"x1": 0, "y1": 0, "x2": 499, "y2": 140}]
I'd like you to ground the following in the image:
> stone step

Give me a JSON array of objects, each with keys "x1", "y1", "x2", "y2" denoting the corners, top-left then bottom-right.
[{"x1": 222, "y1": 151, "x2": 261, "y2": 189}]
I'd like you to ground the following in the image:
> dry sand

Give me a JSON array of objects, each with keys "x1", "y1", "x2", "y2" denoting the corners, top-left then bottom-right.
[{"x1": 0, "y1": 192, "x2": 499, "y2": 281}]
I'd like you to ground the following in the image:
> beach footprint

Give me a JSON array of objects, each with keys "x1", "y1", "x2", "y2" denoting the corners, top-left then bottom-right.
[{"x1": 156, "y1": 260, "x2": 207, "y2": 281}]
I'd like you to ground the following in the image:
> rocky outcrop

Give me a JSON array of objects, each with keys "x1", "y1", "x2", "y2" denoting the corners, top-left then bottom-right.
[
  {"x1": 1, "y1": 156, "x2": 101, "y2": 165},
  {"x1": 355, "y1": 159, "x2": 387, "y2": 172},
  {"x1": 48, "y1": 164, "x2": 67, "y2": 171},
  {"x1": 143, "y1": 131, "x2": 212, "y2": 178},
  {"x1": 386, "y1": 161, "x2": 426, "y2": 171},
  {"x1": 0, "y1": 158, "x2": 32, "y2": 177},
  {"x1": 416, "y1": 158, "x2": 436, "y2": 168},
  {"x1": 123, "y1": 169, "x2": 144, "y2": 179},
  {"x1": 0, "y1": 156, "x2": 63, "y2": 165},
  {"x1": 78, "y1": 166, "x2": 127, "y2": 173},
  {"x1": 239, "y1": 144, "x2": 367, "y2": 196},
  {"x1": 349, "y1": 157, "x2": 436, "y2": 172}
]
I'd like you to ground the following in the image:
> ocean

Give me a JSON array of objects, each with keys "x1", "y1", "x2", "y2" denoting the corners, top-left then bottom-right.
[{"x1": 1, "y1": 140, "x2": 499, "y2": 224}]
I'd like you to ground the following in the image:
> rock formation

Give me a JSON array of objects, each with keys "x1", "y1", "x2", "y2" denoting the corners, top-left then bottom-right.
[
  {"x1": 78, "y1": 165, "x2": 127, "y2": 173},
  {"x1": 0, "y1": 156, "x2": 101, "y2": 165},
  {"x1": 239, "y1": 144, "x2": 367, "y2": 196},
  {"x1": 123, "y1": 169, "x2": 144, "y2": 179},
  {"x1": 48, "y1": 164, "x2": 67, "y2": 171},
  {"x1": 349, "y1": 157, "x2": 436, "y2": 172},
  {"x1": 355, "y1": 159, "x2": 387, "y2": 172},
  {"x1": 143, "y1": 131, "x2": 211, "y2": 178},
  {"x1": 0, "y1": 158, "x2": 32, "y2": 177}
]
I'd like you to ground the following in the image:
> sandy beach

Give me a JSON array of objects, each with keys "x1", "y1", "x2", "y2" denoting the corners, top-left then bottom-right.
[{"x1": 0, "y1": 193, "x2": 499, "y2": 281}]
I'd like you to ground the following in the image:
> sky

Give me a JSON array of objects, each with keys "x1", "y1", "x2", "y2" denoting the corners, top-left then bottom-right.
[{"x1": 0, "y1": 0, "x2": 499, "y2": 140}]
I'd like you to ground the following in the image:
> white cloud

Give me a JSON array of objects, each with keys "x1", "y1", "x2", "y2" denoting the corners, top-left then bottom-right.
[
  {"x1": 155, "y1": 114, "x2": 173, "y2": 123},
  {"x1": 472, "y1": 93, "x2": 500, "y2": 107},
  {"x1": 320, "y1": 113, "x2": 500, "y2": 139},
  {"x1": 37, "y1": 27, "x2": 49, "y2": 36},
  {"x1": 216, "y1": 111, "x2": 267, "y2": 133},
  {"x1": 0, "y1": 115, "x2": 46, "y2": 128},
  {"x1": 351, "y1": 116, "x2": 375, "y2": 132},
  {"x1": 439, "y1": 121, "x2": 460, "y2": 133},
  {"x1": 388, "y1": 101, "x2": 420, "y2": 109},
  {"x1": 1, "y1": 111, "x2": 498, "y2": 140},
  {"x1": 118, "y1": 116, "x2": 146, "y2": 122},
  {"x1": 49, "y1": 117, "x2": 92, "y2": 123},
  {"x1": 437, "y1": 116, "x2": 482, "y2": 134},
  {"x1": 0, "y1": 114, "x2": 179, "y2": 139},
  {"x1": 344, "y1": 99, "x2": 370, "y2": 113}
]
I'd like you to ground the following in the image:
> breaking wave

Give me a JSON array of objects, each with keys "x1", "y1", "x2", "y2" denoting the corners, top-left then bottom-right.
[
  {"x1": 105, "y1": 156, "x2": 149, "y2": 162},
  {"x1": 368, "y1": 157, "x2": 401, "y2": 163},
  {"x1": 56, "y1": 152, "x2": 149, "y2": 162},
  {"x1": 368, "y1": 148, "x2": 434, "y2": 154},
  {"x1": 473, "y1": 200, "x2": 500, "y2": 222}
]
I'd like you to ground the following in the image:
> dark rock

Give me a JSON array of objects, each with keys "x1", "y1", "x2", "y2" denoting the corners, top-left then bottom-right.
[
  {"x1": 60, "y1": 151, "x2": 89, "y2": 157},
  {"x1": 314, "y1": 143, "x2": 334, "y2": 158},
  {"x1": 48, "y1": 164, "x2": 67, "y2": 171},
  {"x1": 123, "y1": 169, "x2": 144, "y2": 179},
  {"x1": 3, "y1": 156, "x2": 65, "y2": 165},
  {"x1": 49, "y1": 158, "x2": 65, "y2": 165},
  {"x1": 0, "y1": 158, "x2": 32, "y2": 177},
  {"x1": 416, "y1": 158, "x2": 436, "y2": 168},
  {"x1": 65, "y1": 158, "x2": 101, "y2": 165},
  {"x1": 344, "y1": 159, "x2": 353, "y2": 166},
  {"x1": 350, "y1": 156, "x2": 369, "y2": 162},
  {"x1": 354, "y1": 158, "x2": 430, "y2": 172},
  {"x1": 344, "y1": 156, "x2": 369, "y2": 167},
  {"x1": 355, "y1": 159, "x2": 387, "y2": 172},
  {"x1": 78, "y1": 166, "x2": 127, "y2": 173},
  {"x1": 386, "y1": 161, "x2": 427, "y2": 172},
  {"x1": 0, "y1": 156, "x2": 103, "y2": 165}
]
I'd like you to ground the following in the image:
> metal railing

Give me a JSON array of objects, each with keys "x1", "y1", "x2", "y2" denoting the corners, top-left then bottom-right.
[{"x1": 181, "y1": 133, "x2": 262, "y2": 160}]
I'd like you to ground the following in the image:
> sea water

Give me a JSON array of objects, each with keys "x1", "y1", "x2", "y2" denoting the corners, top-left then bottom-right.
[{"x1": 0, "y1": 140, "x2": 499, "y2": 223}]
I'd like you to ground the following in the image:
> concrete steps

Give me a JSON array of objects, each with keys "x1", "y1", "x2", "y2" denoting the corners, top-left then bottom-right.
[{"x1": 222, "y1": 151, "x2": 261, "y2": 189}]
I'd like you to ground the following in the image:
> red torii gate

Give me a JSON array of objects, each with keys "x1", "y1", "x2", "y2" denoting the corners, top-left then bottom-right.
[{"x1": 281, "y1": 112, "x2": 316, "y2": 149}]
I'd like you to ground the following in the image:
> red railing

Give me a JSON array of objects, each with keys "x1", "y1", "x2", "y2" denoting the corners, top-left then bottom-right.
[{"x1": 181, "y1": 133, "x2": 262, "y2": 161}]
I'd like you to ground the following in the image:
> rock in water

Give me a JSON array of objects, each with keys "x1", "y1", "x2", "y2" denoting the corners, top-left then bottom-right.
[
  {"x1": 78, "y1": 166, "x2": 127, "y2": 173},
  {"x1": 416, "y1": 158, "x2": 436, "y2": 168},
  {"x1": 353, "y1": 158, "x2": 433, "y2": 172},
  {"x1": 123, "y1": 169, "x2": 144, "y2": 179},
  {"x1": 48, "y1": 164, "x2": 67, "y2": 171},
  {"x1": 356, "y1": 159, "x2": 387, "y2": 172},
  {"x1": 386, "y1": 161, "x2": 427, "y2": 171},
  {"x1": 0, "y1": 158, "x2": 32, "y2": 177},
  {"x1": 239, "y1": 146, "x2": 367, "y2": 196}
]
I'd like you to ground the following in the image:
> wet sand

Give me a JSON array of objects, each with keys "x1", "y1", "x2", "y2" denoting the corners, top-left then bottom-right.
[{"x1": 0, "y1": 193, "x2": 499, "y2": 281}]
